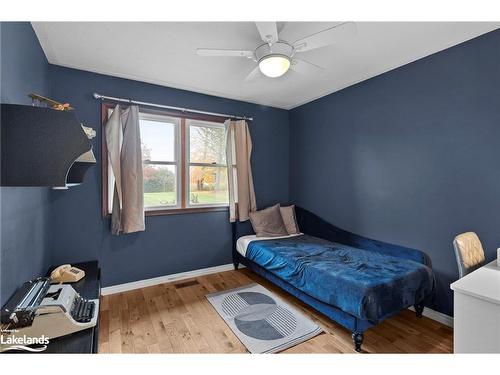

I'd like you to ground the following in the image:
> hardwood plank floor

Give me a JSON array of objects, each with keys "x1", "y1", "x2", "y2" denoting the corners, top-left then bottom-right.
[{"x1": 98, "y1": 269, "x2": 453, "y2": 354}]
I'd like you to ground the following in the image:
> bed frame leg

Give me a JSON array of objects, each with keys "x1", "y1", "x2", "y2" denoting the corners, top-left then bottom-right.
[
  {"x1": 233, "y1": 261, "x2": 239, "y2": 270},
  {"x1": 352, "y1": 332, "x2": 364, "y2": 352},
  {"x1": 414, "y1": 303, "x2": 424, "y2": 318}
]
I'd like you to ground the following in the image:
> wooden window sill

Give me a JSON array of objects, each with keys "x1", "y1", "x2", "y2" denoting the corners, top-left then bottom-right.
[{"x1": 145, "y1": 206, "x2": 229, "y2": 216}]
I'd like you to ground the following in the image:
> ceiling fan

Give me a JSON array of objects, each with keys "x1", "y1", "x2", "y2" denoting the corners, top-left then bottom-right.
[{"x1": 196, "y1": 22, "x2": 357, "y2": 81}]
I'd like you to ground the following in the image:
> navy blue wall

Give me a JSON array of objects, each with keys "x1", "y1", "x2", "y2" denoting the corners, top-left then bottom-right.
[
  {"x1": 0, "y1": 22, "x2": 51, "y2": 306},
  {"x1": 3, "y1": 21, "x2": 499, "y2": 318},
  {"x1": 48, "y1": 65, "x2": 290, "y2": 287},
  {"x1": 290, "y1": 29, "x2": 500, "y2": 316}
]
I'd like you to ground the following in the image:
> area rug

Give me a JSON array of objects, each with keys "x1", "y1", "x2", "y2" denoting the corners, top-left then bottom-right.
[{"x1": 206, "y1": 283, "x2": 322, "y2": 353}]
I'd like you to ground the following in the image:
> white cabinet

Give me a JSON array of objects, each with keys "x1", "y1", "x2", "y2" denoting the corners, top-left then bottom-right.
[{"x1": 451, "y1": 261, "x2": 500, "y2": 353}]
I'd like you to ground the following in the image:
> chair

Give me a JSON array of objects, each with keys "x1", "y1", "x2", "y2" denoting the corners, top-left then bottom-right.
[{"x1": 453, "y1": 232, "x2": 486, "y2": 278}]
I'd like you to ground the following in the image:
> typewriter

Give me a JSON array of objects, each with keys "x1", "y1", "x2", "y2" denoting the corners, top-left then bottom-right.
[{"x1": 1, "y1": 277, "x2": 99, "y2": 344}]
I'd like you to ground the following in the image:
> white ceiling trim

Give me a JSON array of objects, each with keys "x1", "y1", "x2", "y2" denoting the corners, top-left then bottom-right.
[
  {"x1": 288, "y1": 31, "x2": 499, "y2": 109},
  {"x1": 45, "y1": 60, "x2": 289, "y2": 110},
  {"x1": 32, "y1": 22, "x2": 500, "y2": 110},
  {"x1": 32, "y1": 23, "x2": 287, "y2": 109}
]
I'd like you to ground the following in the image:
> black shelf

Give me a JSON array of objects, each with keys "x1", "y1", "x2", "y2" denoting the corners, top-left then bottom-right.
[{"x1": 0, "y1": 104, "x2": 95, "y2": 188}]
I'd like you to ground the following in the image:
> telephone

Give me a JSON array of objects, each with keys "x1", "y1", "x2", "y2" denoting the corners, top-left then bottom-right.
[{"x1": 50, "y1": 264, "x2": 85, "y2": 283}]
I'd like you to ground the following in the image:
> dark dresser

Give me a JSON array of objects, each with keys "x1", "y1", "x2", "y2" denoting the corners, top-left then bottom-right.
[{"x1": 43, "y1": 260, "x2": 100, "y2": 353}]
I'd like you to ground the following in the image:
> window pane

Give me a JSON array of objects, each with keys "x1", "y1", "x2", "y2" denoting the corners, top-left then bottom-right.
[
  {"x1": 140, "y1": 119, "x2": 176, "y2": 162},
  {"x1": 189, "y1": 123, "x2": 226, "y2": 164},
  {"x1": 189, "y1": 166, "x2": 228, "y2": 205},
  {"x1": 143, "y1": 164, "x2": 177, "y2": 207}
]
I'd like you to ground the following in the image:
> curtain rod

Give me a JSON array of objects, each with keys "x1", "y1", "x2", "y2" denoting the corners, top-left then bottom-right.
[{"x1": 92, "y1": 93, "x2": 253, "y2": 121}]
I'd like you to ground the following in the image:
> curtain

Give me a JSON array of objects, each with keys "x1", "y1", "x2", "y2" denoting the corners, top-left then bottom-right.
[
  {"x1": 225, "y1": 119, "x2": 256, "y2": 222},
  {"x1": 105, "y1": 105, "x2": 145, "y2": 235}
]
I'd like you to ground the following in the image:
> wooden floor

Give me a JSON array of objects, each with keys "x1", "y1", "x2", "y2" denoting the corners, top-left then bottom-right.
[{"x1": 98, "y1": 268, "x2": 453, "y2": 354}]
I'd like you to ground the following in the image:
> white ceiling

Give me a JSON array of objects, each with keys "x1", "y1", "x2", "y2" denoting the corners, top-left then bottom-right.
[{"x1": 32, "y1": 22, "x2": 499, "y2": 109}]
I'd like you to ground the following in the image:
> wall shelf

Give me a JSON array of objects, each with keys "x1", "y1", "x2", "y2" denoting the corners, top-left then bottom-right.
[{"x1": 0, "y1": 104, "x2": 96, "y2": 188}]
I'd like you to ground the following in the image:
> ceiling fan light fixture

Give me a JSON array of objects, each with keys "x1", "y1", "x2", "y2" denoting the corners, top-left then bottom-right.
[{"x1": 258, "y1": 55, "x2": 290, "y2": 78}]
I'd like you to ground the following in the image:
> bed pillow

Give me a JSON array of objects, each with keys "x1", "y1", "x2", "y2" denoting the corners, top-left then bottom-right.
[
  {"x1": 279, "y1": 204, "x2": 300, "y2": 235},
  {"x1": 249, "y1": 204, "x2": 289, "y2": 237}
]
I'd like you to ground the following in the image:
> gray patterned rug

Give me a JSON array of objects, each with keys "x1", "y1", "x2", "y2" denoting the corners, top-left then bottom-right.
[{"x1": 206, "y1": 283, "x2": 322, "y2": 353}]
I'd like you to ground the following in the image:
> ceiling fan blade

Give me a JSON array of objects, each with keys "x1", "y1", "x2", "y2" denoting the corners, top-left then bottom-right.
[
  {"x1": 244, "y1": 66, "x2": 261, "y2": 83},
  {"x1": 293, "y1": 22, "x2": 357, "y2": 52},
  {"x1": 290, "y1": 58, "x2": 324, "y2": 75},
  {"x1": 196, "y1": 48, "x2": 254, "y2": 58},
  {"x1": 255, "y1": 22, "x2": 279, "y2": 44}
]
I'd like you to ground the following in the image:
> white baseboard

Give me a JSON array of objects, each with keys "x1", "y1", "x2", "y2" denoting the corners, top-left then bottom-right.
[
  {"x1": 408, "y1": 306, "x2": 454, "y2": 327},
  {"x1": 101, "y1": 263, "x2": 239, "y2": 295}
]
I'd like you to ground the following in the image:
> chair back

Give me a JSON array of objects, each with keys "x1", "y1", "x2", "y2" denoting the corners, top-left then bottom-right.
[{"x1": 453, "y1": 232, "x2": 486, "y2": 278}]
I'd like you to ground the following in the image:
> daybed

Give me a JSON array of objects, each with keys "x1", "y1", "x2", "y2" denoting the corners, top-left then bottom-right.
[{"x1": 232, "y1": 206, "x2": 436, "y2": 352}]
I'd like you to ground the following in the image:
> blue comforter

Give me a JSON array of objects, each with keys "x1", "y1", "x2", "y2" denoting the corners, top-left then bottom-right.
[{"x1": 246, "y1": 235, "x2": 435, "y2": 322}]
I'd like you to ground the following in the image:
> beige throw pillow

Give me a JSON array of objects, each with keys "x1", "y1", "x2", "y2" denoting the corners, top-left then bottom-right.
[
  {"x1": 249, "y1": 204, "x2": 289, "y2": 237},
  {"x1": 279, "y1": 205, "x2": 300, "y2": 235}
]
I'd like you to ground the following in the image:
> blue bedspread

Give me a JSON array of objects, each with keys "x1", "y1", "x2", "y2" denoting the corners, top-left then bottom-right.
[{"x1": 246, "y1": 235, "x2": 435, "y2": 322}]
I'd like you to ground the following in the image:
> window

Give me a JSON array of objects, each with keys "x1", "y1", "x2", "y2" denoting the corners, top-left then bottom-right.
[
  {"x1": 187, "y1": 120, "x2": 228, "y2": 207},
  {"x1": 102, "y1": 104, "x2": 229, "y2": 216},
  {"x1": 141, "y1": 113, "x2": 181, "y2": 210}
]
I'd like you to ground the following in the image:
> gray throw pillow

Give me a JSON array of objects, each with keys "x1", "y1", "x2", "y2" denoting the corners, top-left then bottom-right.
[
  {"x1": 249, "y1": 204, "x2": 289, "y2": 237},
  {"x1": 279, "y1": 205, "x2": 300, "y2": 235}
]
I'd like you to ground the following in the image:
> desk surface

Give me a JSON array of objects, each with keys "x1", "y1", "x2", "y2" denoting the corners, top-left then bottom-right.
[
  {"x1": 450, "y1": 260, "x2": 500, "y2": 305},
  {"x1": 43, "y1": 260, "x2": 100, "y2": 353}
]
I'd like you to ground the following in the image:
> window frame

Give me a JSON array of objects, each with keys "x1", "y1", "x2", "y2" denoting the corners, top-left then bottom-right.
[{"x1": 101, "y1": 103, "x2": 229, "y2": 217}]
